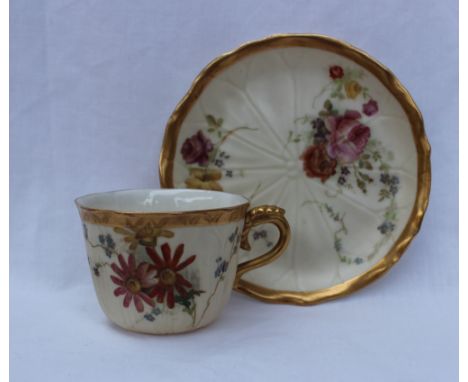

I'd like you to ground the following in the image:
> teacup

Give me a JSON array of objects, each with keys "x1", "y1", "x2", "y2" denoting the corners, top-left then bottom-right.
[{"x1": 75, "y1": 189, "x2": 290, "y2": 334}]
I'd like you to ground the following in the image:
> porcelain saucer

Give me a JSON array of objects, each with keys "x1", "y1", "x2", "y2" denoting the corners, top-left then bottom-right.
[{"x1": 159, "y1": 34, "x2": 431, "y2": 305}]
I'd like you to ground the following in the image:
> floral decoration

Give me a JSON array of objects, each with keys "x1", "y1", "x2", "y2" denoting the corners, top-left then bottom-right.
[
  {"x1": 98, "y1": 234, "x2": 115, "y2": 257},
  {"x1": 181, "y1": 130, "x2": 214, "y2": 166},
  {"x1": 185, "y1": 168, "x2": 223, "y2": 191},
  {"x1": 145, "y1": 243, "x2": 199, "y2": 309},
  {"x1": 252, "y1": 229, "x2": 273, "y2": 248},
  {"x1": 110, "y1": 253, "x2": 157, "y2": 313},
  {"x1": 300, "y1": 144, "x2": 337, "y2": 182},
  {"x1": 174, "y1": 64, "x2": 402, "y2": 268},
  {"x1": 180, "y1": 115, "x2": 256, "y2": 190},
  {"x1": 113, "y1": 219, "x2": 174, "y2": 250},
  {"x1": 83, "y1": 227, "x2": 210, "y2": 323},
  {"x1": 362, "y1": 99, "x2": 379, "y2": 116}
]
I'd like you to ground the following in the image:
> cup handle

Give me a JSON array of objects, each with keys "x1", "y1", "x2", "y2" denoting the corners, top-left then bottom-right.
[{"x1": 234, "y1": 205, "x2": 291, "y2": 288}]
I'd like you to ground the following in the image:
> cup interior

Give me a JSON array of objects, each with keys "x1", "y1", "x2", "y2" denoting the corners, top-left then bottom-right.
[{"x1": 75, "y1": 189, "x2": 248, "y2": 213}]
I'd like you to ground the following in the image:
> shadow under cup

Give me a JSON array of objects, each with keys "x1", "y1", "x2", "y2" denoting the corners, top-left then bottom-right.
[{"x1": 75, "y1": 189, "x2": 290, "y2": 334}]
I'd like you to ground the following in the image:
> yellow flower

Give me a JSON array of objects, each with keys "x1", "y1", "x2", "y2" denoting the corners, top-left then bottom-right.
[
  {"x1": 185, "y1": 168, "x2": 223, "y2": 191},
  {"x1": 114, "y1": 219, "x2": 174, "y2": 250},
  {"x1": 345, "y1": 80, "x2": 362, "y2": 99}
]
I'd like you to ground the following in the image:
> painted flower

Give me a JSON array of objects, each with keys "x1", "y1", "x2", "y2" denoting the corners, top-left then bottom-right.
[
  {"x1": 329, "y1": 65, "x2": 344, "y2": 79},
  {"x1": 114, "y1": 220, "x2": 174, "y2": 250},
  {"x1": 146, "y1": 243, "x2": 196, "y2": 309},
  {"x1": 185, "y1": 168, "x2": 223, "y2": 191},
  {"x1": 362, "y1": 99, "x2": 379, "y2": 116},
  {"x1": 110, "y1": 254, "x2": 157, "y2": 313},
  {"x1": 377, "y1": 221, "x2": 395, "y2": 234},
  {"x1": 311, "y1": 118, "x2": 330, "y2": 144},
  {"x1": 344, "y1": 80, "x2": 362, "y2": 99},
  {"x1": 181, "y1": 130, "x2": 214, "y2": 166},
  {"x1": 300, "y1": 144, "x2": 337, "y2": 182},
  {"x1": 326, "y1": 110, "x2": 371, "y2": 164}
]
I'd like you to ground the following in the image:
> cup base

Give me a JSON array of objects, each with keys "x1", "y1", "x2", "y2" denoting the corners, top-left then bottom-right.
[{"x1": 108, "y1": 316, "x2": 218, "y2": 335}]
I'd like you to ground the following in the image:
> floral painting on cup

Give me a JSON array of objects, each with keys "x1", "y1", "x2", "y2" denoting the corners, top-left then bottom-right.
[{"x1": 83, "y1": 220, "x2": 241, "y2": 329}]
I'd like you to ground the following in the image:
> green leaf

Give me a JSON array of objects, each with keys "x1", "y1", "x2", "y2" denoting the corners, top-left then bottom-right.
[
  {"x1": 359, "y1": 172, "x2": 372, "y2": 182},
  {"x1": 357, "y1": 179, "x2": 367, "y2": 193},
  {"x1": 205, "y1": 114, "x2": 217, "y2": 127},
  {"x1": 372, "y1": 151, "x2": 382, "y2": 161},
  {"x1": 378, "y1": 189, "x2": 390, "y2": 201},
  {"x1": 324, "y1": 99, "x2": 333, "y2": 110},
  {"x1": 379, "y1": 163, "x2": 390, "y2": 172},
  {"x1": 364, "y1": 161, "x2": 373, "y2": 170}
]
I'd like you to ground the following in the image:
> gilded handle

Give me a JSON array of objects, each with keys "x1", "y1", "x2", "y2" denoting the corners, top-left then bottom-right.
[{"x1": 234, "y1": 205, "x2": 290, "y2": 288}]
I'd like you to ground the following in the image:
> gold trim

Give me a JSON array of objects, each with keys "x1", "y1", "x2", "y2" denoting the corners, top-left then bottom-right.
[
  {"x1": 77, "y1": 203, "x2": 249, "y2": 229},
  {"x1": 158, "y1": 34, "x2": 431, "y2": 305},
  {"x1": 235, "y1": 206, "x2": 291, "y2": 285}
]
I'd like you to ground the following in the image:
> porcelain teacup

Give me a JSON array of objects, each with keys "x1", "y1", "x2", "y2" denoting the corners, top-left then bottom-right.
[{"x1": 75, "y1": 189, "x2": 290, "y2": 334}]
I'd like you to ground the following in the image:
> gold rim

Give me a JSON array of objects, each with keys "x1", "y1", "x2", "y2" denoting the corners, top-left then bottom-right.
[
  {"x1": 77, "y1": 203, "x2": 249, "y2": 229},
  {"x1": 158, "y1": 34, "x2": 431, "y2": 305}
]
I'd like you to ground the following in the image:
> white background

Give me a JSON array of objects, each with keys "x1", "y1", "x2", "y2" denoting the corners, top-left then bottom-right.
[{"x1": 10, "y1": 0, "x2": 458, "y2": 381}]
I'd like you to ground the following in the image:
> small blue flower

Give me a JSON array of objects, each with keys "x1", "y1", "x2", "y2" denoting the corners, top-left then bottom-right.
[
  {"x1": 221, "y1": 260, "x2": 229, "y2": 273},
  {"x1": 390, "y1": 176, "x2": 400, "y2": 185},
  {"x1": 105, "y1": 234, "x2": 115, "y2": 249},
  {"x1": 390, "y1": 184, "x2": 399, "y2": 196},
  {"x1": 378, "y1": 221, "x2": 395, "y2": 234},
  {"x1": 341, "y1": 166, "x2": 350, "y2": 176},
  {"x1": 98, "y1": 234, "x2": 105, "y2": 245},
  {"x1": 253, "y1": 230, "x2": 267, "y2": 240},
  {"x1": 144, "y1": 314, "x2": 155, "y2": 322},
  {"x1": 380, "y1": 173, "x2": 391, "y2": 185},
  {"x1": 338, "y1": 176, "x2": 346, "y2": 185},
  {"x1": 214, "y1": 159, "x2": 224, "y2": 167},
  {"x1": 354, "y1": 257, "x2": 364, "y2": 265},
  {"x1": 226, "y1": 170, "x2": 233, "y2": 178},
  {"x1": 215, "y1": 259, "x2": 229, "y2": 278}
]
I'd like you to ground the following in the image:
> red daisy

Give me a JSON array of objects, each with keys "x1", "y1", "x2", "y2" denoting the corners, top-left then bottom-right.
[
  {"x1": 146, "y1": 243, "x2": 196, "y2": 309},
  {"x1": 110, "y1": 253, "x2": 157, "y2": 313}
]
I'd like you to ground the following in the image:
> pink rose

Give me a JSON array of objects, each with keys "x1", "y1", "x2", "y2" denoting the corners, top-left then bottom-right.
[
  {"x1": 362, "y1": 99, "x2": 379, "y2": 116},
  {"x1": 326, "y1": 110, "x2": 371, "y2": 164},
  {"x1": 181, "y1": 130, "x2": 214, "y2": 166}
]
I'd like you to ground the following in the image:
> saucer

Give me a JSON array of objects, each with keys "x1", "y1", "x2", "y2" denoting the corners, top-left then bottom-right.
[{"x1": 159, "y1": 34, "x2": 431, "y2": 305}]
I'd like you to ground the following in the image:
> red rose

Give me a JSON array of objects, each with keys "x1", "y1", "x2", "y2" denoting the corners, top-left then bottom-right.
[
  {"x1": 181, "y1": 130, "x2": 214, "y2": 166},
  {"x1": 300, "y1": 144, "x2": 337, "y2": 182},
  {"x1": 329, "y1": 65, "x2": 344, "y2": 79}
]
